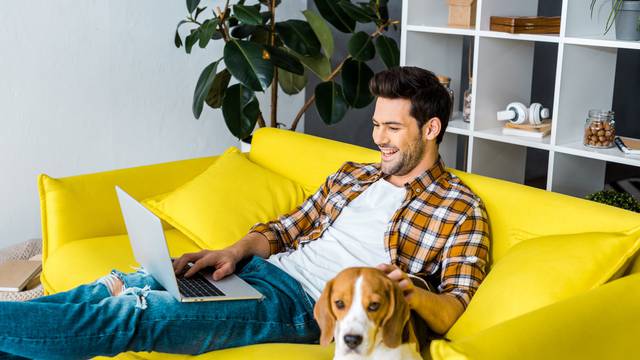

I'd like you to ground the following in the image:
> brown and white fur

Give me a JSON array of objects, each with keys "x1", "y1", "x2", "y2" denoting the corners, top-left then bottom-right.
[{"x1": 314, "y1": 267, "x2": 422, "y2": 360}]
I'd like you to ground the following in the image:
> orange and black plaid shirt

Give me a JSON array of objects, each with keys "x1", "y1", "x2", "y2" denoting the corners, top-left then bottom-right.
[{"x1": 249, "y1": 156, "x2": 491, "y2": 308}]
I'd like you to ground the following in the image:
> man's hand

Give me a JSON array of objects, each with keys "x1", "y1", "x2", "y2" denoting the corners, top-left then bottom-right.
[
  {"x1": 376, "y1": 263, "x2": 417, "y2": 308},
  {"x1": 172, "y1": 249, "x2": 240, "y2": 281}
]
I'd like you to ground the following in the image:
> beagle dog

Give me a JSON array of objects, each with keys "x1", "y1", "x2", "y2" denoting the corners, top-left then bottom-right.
[{"x1": 314, "y1": 267, "x2": 422, "y2": 360}]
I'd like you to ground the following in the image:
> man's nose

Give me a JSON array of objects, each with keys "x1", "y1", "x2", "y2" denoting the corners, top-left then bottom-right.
[{"x1": 343, "y1": 334, "x2": 363, "y2": 349}]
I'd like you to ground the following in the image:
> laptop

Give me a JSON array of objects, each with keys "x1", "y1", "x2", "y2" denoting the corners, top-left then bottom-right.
[{"x1": 115, "y1": 186, "x2": 264, "y2": 302}]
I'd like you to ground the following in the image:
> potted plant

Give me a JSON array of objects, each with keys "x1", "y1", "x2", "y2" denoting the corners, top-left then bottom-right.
[
  {"x1": 585, "y1": 190, "x2": 640, "y2": 212},
  {"x1": 591, "y1": 0, "x2": 640, "y2": 41},
  {"x1": 174, "y1": 0, "x2": 400, "y2": 144}
]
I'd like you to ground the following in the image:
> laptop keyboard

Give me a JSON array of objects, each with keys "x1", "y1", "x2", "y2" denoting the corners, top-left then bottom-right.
[{"x1": 177, "y1": 272, "x2": 225, "y2": 298}]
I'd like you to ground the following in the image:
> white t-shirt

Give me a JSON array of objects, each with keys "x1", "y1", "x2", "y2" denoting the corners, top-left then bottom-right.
[{"x1": 267, "y1": 178, "x2": 407, "y2": 301}]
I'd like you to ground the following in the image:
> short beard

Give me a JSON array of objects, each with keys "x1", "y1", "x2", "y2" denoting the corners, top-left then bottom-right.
[{"x1": 382, "y1": 131, "x2": 425, "y2": 176}]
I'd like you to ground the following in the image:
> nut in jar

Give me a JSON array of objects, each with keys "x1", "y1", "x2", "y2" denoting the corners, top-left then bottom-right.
[{"x1": 584, "y1": 110, "x2": 615, "y2": 148}]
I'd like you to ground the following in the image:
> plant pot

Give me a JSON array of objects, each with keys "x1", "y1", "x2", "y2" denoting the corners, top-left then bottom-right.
[
  {"x1": 240, "y1": 135, "x2": 252, "y2": 153},
  {"x1": 616, "y1": 1, "x2": 640, "y2": 41}
]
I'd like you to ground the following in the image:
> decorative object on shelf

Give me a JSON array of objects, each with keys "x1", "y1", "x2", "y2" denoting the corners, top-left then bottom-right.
[
  {"x1": 174, "y1": 0, "x2": 400, "y2": 141},
  {"x1": 497, "y1": 102, "x2": 550, "y2": 125},
  {"x1": 585, "y1": 190, "x2": 640, "y2": 212},
  {"x1": 614, "y1": 136, "x2": 640, "y2": 155},
  {"x1": 489, "y1": 16, "x2": 561, "y2": 34},
  {"x1": 447, "y1": 0, "x2": 476, "y2": 27},
  {"x1": 502, "y1": 120, "x2": 552, "y2": 139},
  {"x1": 584, "y1": 109, "x2": 615, "y2": 148},
  {"x1": 590, "y1": 0, "x2": 640, "y2": 41},
  {"x1": 462, "y1": 77, "x2": 472, "y2": 123},
  {"x1": 437, "y1": 75, "x2": 455, "y2": 118}
]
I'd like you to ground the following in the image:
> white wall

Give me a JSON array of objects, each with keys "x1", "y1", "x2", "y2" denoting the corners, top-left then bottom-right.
[{"x1": 0, "y1": 0, "x2": 306, "y2": 248}]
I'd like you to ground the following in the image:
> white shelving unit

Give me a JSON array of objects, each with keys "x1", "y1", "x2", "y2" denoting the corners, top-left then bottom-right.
[{"x1": 401, "y1": 0, "x2": 640, "y2": 198}]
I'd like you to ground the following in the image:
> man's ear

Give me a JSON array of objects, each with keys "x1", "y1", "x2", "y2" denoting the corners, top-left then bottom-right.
[
  {"x1": 382, "y1": 279, "x2": 410, "y2": 348},
  {"x1": 314, "y1": 279, "x2": 336, "y2": 346},
  {"x1": 424, "y1": 117, "x2": 442, "y2": 141}
]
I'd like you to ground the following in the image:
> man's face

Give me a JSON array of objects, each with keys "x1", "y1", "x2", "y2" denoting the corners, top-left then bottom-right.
[{"x1": 372, "y1": 97, "x2": 426, "y2": 176}]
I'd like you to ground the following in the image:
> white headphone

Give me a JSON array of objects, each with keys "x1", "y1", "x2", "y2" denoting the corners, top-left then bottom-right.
[{"x1": 497, "y1": 102, "x2": 550, "y2": 125}]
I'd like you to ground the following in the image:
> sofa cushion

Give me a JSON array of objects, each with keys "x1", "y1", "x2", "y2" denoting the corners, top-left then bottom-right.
[
  {"x1": 43, "y1": 229, "x2": 200, "y2": 293},
  {"x1": 446, "y1": 230, "x2": 640, "y2": 340},
  {"x1": 142, "y1": 146, "x2": 307, "y2": 250}
]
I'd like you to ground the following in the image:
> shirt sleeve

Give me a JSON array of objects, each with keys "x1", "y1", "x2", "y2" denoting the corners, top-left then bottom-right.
[
  {"x1": 437, "y1": 199, "x2": 491, "y2": 309},
  {"x1": 248, "y1": 164, "x2": 343, "y2": 256}
]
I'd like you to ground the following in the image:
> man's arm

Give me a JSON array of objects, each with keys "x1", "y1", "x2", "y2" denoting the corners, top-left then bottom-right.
[{"x1": 378, "y1": 200, "x2": 490, "y2": 334}]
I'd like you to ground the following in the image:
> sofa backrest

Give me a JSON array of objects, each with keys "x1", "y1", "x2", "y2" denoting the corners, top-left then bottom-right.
[{"x1": 250, "y1": 128, "x2": 640, "y2": 266}]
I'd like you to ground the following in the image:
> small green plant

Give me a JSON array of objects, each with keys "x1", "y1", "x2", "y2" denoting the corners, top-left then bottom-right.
[
  {"x1": 585, "y1": 190, "x2": 640, "y2": 212},
  {"x1": 590, "y1": 0, "x2": 626, "y2": 34}
]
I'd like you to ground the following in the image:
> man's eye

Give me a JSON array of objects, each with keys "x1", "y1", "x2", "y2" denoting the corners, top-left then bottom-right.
[
  {"x1": 389, "y1": 127, "x2": 399, "y2": 131},
  {"x1": 367, "y1": 302, "x2": 380, "y2": 312},
  {"x1": 372, "y1": 124, "x2": 379, "y2": 127},
  {"x1": 335, "y1": 300, "x2": 345, "y2": 309}
]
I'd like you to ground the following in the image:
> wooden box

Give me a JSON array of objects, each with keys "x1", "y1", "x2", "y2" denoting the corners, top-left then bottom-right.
[
  {"x1": 448, "y1": 0, "x2": 476, "y2": 27},
  {"x1": 489, "y1": 16, "x2": 561, "y2": 34}
]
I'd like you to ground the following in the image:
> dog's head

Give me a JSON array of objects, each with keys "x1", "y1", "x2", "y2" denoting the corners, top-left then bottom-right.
[{"x1": 313, "y1": 267, "x2": 410, "y2": 357}]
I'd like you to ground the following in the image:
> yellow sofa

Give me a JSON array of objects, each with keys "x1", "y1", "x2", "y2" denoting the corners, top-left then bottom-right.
[{"x1": 38, "y1": 127, "x2": 640, "y2": 359}]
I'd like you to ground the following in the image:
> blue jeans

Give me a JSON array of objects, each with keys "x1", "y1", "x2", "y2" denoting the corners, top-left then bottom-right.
[{"x1": 0, "y1": 256, "x2": 320, "y2": 360}]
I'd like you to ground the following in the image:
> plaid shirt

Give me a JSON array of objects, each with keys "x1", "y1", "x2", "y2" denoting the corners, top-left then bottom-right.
[{"x1": 249, "y1": 156, "x2": 490, "y2": 308}]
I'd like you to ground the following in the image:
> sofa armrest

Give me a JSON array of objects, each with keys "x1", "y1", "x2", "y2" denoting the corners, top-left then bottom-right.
[
  {"x1": 429, "y1": 273, "x2": 640, "y2": 360},
  {"x1": 38, "y1": 155, "x2": 220, "y2": 262}
]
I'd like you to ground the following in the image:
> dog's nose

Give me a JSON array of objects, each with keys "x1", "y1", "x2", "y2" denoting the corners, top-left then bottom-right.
[{"x1": 343, "y1": 334, "x2": 363, "y2": 349}]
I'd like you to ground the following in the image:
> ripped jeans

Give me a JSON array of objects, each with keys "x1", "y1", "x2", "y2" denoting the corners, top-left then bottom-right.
[{"x1": 0, "y1": 256, "x2": 319, "y2": 360}]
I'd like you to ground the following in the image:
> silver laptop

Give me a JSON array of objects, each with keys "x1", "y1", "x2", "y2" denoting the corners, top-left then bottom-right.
[{"x1": 115, "y1": 186, "x2": 264, "y2": 302}]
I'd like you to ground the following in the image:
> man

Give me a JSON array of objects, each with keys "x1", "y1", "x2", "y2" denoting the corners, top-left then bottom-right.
[{"x1": 0, "y1": 66, "x2": 489, "y2": 359}]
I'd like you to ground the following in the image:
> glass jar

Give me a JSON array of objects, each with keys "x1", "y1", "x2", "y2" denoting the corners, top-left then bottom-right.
[
  {"x1": 463, "y1": 77, "x2": 473, "y2": 123},
  {"x1": 583, "y1": 110, "x2": 615, "y2": 148},
  {"x1": 437, "y1": 75, "x2": 455, "y2": 118}
]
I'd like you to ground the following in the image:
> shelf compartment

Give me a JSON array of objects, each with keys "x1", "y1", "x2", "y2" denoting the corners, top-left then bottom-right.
[
  {"x1": 479, "y1": 0, "x2": 544, "y2": 32},
  {"x1": 555, "y1": 44, "x2": 617, "y2": 145},
  {"x1": 471, "y1": 137, "x2": 549, "y2": 186},
  {"x1": 551, "y1": 152, "x2": 606, "y2": 198},
  {"x1": 405, "y1": 0, "x2": 477, "y2": 29},
  {"x1": 474, "y1": 37, "x2": 559, "y2": 134}
]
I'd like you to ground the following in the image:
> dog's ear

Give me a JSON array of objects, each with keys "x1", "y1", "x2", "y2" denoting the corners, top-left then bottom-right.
[
  {"x1": 314, "y1": 278, "x2": 336, "y2": 346},
  {"x1": 382, "y1": 278, "x2": 410, "y2": 348}
]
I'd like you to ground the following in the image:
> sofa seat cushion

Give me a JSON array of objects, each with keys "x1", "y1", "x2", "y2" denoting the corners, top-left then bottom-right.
[
  {"x1": 91, "y1": 343, "x2": 334, "y2": 360},
  {"x1": 42, "y1": 229, "x2": 201, "y2": 293},
  {"x1": 446, "y1": 230, "x2": 640, "y2": 340}
]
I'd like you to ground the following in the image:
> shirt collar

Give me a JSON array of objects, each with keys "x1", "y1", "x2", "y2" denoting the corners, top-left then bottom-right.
[{"x1": 364, "y1": 155, "x2": 447, "y2": 193}]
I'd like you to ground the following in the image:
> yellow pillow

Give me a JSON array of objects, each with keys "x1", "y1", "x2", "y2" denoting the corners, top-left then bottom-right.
[
  {"x1": 446, "y1": 231, "x2": 640, "y2": 340},
  {"x1": 142, "y1": 146, "x2": 306, "y2": 250}
]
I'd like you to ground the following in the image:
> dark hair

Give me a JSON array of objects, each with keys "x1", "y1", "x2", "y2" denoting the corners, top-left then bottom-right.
[{"x1": 368, "y1": 66, "x2": 451, "y2": 145}]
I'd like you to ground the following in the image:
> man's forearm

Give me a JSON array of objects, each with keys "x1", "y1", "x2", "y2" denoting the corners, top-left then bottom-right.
[
  {"x1": 226, "y1": 232, "x2": 271, "y2": 261},
  {"x1": 410, "y1": 288, "x2": 464, "y2": 335}
]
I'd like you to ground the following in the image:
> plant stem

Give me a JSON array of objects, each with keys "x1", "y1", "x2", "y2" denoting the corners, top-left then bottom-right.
[
  {"x1": 288, "y1": 19, "x2": 398, "y2": 131},
  {"x1": 257, "y1": 112, "x2": 266, "y2": 128},
  {"x1": 270, "y1": 0, "x2": 278, "y2": 128}
]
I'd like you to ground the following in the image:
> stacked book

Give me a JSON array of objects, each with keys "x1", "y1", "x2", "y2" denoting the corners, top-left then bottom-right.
[
  {"x1": 490, "y1": 16, "x2": 561, "y2": 34},
  {"x1": 502, "y1": 120, "x2": 551, "y2": 139},
  {"x1": 614, "y1": 136, "x2": 640, "y2": 155}
]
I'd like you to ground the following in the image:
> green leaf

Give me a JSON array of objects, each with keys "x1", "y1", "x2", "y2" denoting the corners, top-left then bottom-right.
[
  {"x1": 174, "y1": 20, "x2": 188, "y2": 48},
  {"x1": 341, "y1": 59, "x2": 374, "y2": 108},
  {"x1": 224, "y1": 39, "x2": 274, "y2": 91},
  {"x1": 192, "y1": 60, "x2": 220, "y2": 119},
  {"x1": 194, "y1": 6, "x2": 207, "y2": 20},
  {"x1": 289, "y1": 49, "x2": 331, "y2": 80},
  {"x1": 266, "y1": 46, "x2": 304, "y2": 75},
  {"x1": 337, "y1": 0, "x2": 373, "y2": 22},
  {"x1": 315, "y1": 81, "x2": 349, "y2": 125},
  {"x1": 233, "y1": 4, "x2": 262, "y2": 25},
  {"x1": 278, "y1": 69, "x2": 307, "y2": 95},
  {"x1": 314, "y1": 0, "x2": 356, "y2": 33},
  {"x1": 374, "y1": 35, "x2": 399, "y2": 68},
  {"x1": 185, "y1": 29, "x2": 199, "y2": 54},
  {"x1": 230, "y1": 24, "x2": 257, "y2": 39},
  {"x1": 249, "y1": 26, "x2": 271, "y2": 44},
  {"x1": 206, "y1": 69, "x2": 231, "y2": 109},
  {"x1": 199, "y1": 19, "x2": 219, "y2": 48},
  {"x1": 275, "y1": 20, "x2": 322, "y2": 57},
  {"x1": 348, "y1": 31, "x2": 375, "y2": 61},
  {"x1": 186, "y1": 0, "x2": 200, "y2": 14},
  {"x1": 222, "y1": 83, "x2": 260, "y2": 139},
  {"x1": 303, "y1": 9, "x2": 334, "y2": 58}
]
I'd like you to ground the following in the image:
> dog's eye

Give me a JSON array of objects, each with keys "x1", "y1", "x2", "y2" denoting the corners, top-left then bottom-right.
[
  {"x1": 334, "y1": 300, "x2": 345, "y2": 309},
  {"x1": 367, "y1": 302, "x2": 380, "y2": 312}
]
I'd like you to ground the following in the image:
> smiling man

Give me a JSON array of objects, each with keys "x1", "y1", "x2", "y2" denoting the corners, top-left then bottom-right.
[{"x1": 0, "y1": 66, "x2": 489, "y2": 359}]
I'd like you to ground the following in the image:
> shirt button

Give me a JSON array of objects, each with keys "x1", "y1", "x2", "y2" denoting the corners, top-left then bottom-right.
[{"x1": 415, "y1": 188, "x2": 422, "y2": 193}]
